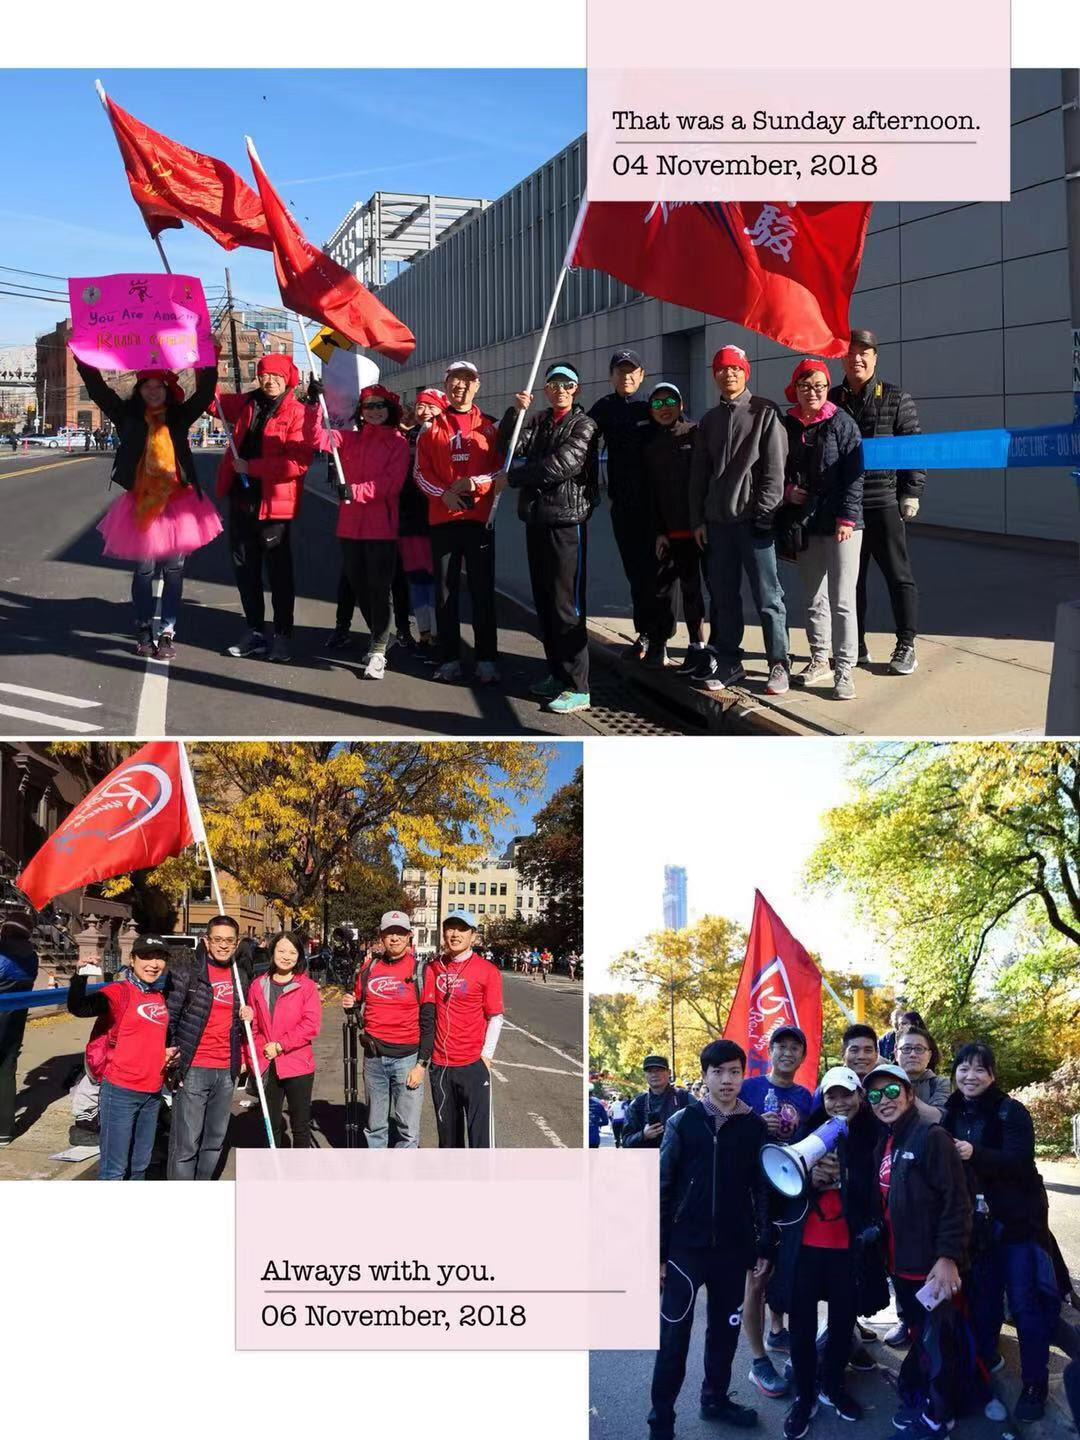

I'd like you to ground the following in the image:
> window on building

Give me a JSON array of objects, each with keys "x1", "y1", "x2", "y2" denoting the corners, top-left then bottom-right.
[
  {"x1": 479, "y1": 882, "x2": 486, "y2": 895},
  {"x1": 469, "y1": 882, "x2": 477, "y2": 895},
  {"x1": 78, "y1": 385, "x2": 89, "y2": 402},
  {"x1": 247, "y1": 362, "x2": 256, "y2": 379},
  {"x1": 499, "y1": 905, "x2": 506, "y2": 915},
  {"x1": 500, "y1": 883, "x2": 507, "y2": 896},
  {"x1": 478, "y1": 904, "x2": 485, "y2": 914}
]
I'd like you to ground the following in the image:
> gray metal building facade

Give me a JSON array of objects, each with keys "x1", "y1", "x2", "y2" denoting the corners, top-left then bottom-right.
[{"x1": 367, "y1": 69, "x2": 1080, "y2": 544}]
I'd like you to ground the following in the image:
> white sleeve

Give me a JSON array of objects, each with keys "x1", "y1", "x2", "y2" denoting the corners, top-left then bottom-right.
[{"x1": 481, "y1": 1012, "x2": 505, "y2": 1060}]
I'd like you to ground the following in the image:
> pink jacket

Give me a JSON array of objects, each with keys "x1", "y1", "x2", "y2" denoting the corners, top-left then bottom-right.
[
  {"x1": 317, "y1": 421, "x2": 409, "y2": 541},
  {"x1": 245, "y1": 972, "x2": 322, "y2": 1079}
]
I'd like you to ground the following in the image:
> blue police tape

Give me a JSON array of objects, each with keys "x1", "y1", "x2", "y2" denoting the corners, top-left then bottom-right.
[
  {"x1": 863, "y1": 408, "x2": 1080, "y2": 472},
  {"x1": 0, "y1": 982, "x2": 106, "y2": 1014}
]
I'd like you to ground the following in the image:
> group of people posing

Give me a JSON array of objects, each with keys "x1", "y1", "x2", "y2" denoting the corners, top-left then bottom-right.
[
  {"x1": 72, "y1": 322, "x2": 922, "y2": 711},
  {"x1": 9, "y1": 906, "x2": 503, "y2": 1176},
  {"x1": 614, "y1": 1015, "x2": 1068, "y2": 1440}
]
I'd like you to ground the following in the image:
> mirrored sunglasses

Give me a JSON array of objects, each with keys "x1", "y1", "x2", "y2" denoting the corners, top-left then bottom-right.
[{"x1": 866, "y1": 1082, "x2": 904, "y2": 1105}]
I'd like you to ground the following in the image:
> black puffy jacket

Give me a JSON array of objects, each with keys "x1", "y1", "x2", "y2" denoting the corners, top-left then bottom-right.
[
  {"x1": 497, "y1": 404, "x2": 598, "y2": 527},
  {"x1": 75, "y1": 358, "x2": 217, "y2": 495},
  {"x1": 781, "y1": 407, "x2": 865, "y2": 535},
  {"x1": 587, "y1": 392, "x2": 653, "y2": 507},
  {"x1": 165, "y1": 941, "x2": 244, "y2": 1080},
  {"x1": 623, "y1": 1083, "x2": 689, "y2": 1149},
  {"x1": 659, "y1": 1100, "x2": 772, "y2": 1264},
  {"x1": 829, "y1": 377, "x2": 925, "y2": 509},
  {"x1": 398, "y1": 424, "x2": 430, "y2": 538},
  {"x1": 644, "y1": 418, "x2": 698, "y2": 536},
  {"x1": 876, "y1": 1103, "x2": 972, "y2": 1276},
  {"x1": 942, "y1": 1087, "x2": 1051, "y2": 1248}
]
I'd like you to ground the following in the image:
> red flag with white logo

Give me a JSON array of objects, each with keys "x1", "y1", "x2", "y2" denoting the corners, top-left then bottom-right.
[
  {"x1": 723, "y1": 890, "x2": 822, "y2": 1088},
  {"x1": 17, "y1": 742, "x2": 204, "y2": 909},
  {"x1": 568, "y1": 200, "x2": 870, "y2": 357}
]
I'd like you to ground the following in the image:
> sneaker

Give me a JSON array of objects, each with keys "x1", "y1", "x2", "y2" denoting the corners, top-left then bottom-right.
[
  {"x1": 766, "y1": 1328, "x2": 790, "y2": 1353},
  {"x1": 833, "y1": 664, "x2": 856, "y2": 700},
  {"x1": 326, "y1": 628, "x2": 351, "y2": 650},
  {"x1": 890, "y1": 642, "x2": 918, "y2": 676},
  {"x1": 704, "y1": 664, "x2": 746, "y2": 694},
  {"x1": 983, "y1": 1400, "x2": 1007, "y2": 1421},
  {"x1": 0, "y1": 1135, "x2": 12, "y2": 1149},
  {"x1": 645, "y1": 644, "x2": 671, "y2": 669},
  {"x1": 626, "y1": 634, "x2": 649, "y2": 661},
  {"x1": 765, "y1": 664, "x2": 790, "y2": 697},
  {"x1": 848, "y1": 1345, "x2": 876, "y2": 1373},
  {"x1": 396, "y1": 628, "x2": 416, "y2": 651},
  {"x1": 434, "y1": 660, "x2": 463, "y2": 683},
  {"x1": 883, "y1": 1320, "x2": 909, "y2": 1348},
  {"x1": 135, "y1": 628, "x2": 155, "y2": 658},
  {"x1": 227, "y1": 628, "x2": 268, "y2": 659},
  {"x1": 793, "y1": 658, "x2": 832, "y2": 688},
  {"x1": 857, "y1": 645, "x2": 872, "y2": 670},
  {"x1": 155, "y1": 630, "x2": 176, "y2": 661},
  {"x1": 679, "y1": 646, "x2": 708, "y2": 674},
  {"x1": 783, "y1": 1398, "x2": 817, "y2": 1440},
  {"x1": 689, "y1": 649, "x2": 721, "y2": 684},
  {"x1": 268, "y1": 634, "x2": 293, "y2": 664},
  {"x1": 364, "y1": 652, "x2": 387, "y2": 680},
  {"x1": 702, "y1": 1397, "x2": 759, "y2": 1429},
  {"x1": 1014, "y1": 1384, "x2": 1047, "y2": 1423},
  {"x1": 68, "y1": 1124, "x2": 100, "y2": 1147},
  {"x1": 548, "y1": 690, "x2": 591, "y2": 714},
  {"x1": 855, "y1": 1320, "x2": 878, "y2": 1342},
  {"x1": 475, "y1": 660, "x2": 501, "y2": 685},
  {"x1": 748, "y1": 1357, "x2": 788, "y2": 1398},
  {"x1": 529, "y1": 674, "x2": 563, "y2": 699},
  {"x1": 892, "y1": 1404, "x2": 922, "y2": 1430},
  {"x1": 818, "y1": 1390, "x2": 863, "y2": 1423}
]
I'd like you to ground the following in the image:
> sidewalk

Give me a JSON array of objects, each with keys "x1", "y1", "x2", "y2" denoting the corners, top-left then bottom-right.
[{"x1": 494, "y1": 507, "x2": 1080, "y2": 737}]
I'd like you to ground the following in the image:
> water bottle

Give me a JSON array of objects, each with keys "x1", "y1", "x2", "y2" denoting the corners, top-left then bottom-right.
[
  {"x1": 975, "y1": 1194, "x2": 990, "y2": 1217},
  {"x1": 764, "y1": 1088, "x2": 779, "y2": 1116}
]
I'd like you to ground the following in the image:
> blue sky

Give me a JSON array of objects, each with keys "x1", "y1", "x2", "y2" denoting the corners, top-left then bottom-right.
[
  {"x1": 0, "y1": 69, "x2": 585, "y2": 347},
  {"x1": 489, "y1": 743, "x2": 582, "y2": 854}
]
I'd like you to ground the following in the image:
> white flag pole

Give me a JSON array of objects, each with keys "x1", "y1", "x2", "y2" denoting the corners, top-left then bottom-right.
[
  {"x1": 487, "y1": 195, "x2": 589, "y2": 529},
  {"x1": 178, "y1": 744, "x2": 276, "y2": 1149},
  {"x1": 244, "y1": 133, "x2": 351, "y2": 505}
]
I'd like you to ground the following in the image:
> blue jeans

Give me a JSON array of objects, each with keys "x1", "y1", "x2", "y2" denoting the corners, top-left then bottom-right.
[
  {"x1": 969, "y1": 1236, "x2": 1060, "y2": 1387},
  {"x1": 132, "y1": 554, "x2": 185, "y2": 632},
  {"x1": 363, "y1": 1051, "x2": 423, "y2": 1148},
  {"x1": 705, "y1": 521, "x2": 789, "y2": 669},
  {"x1": 98, "y1": 1079, "x2": 161, "y2": 1181},
  {"x1": 167, "y1": 1065, "x2": 234, "y2": 1180}
]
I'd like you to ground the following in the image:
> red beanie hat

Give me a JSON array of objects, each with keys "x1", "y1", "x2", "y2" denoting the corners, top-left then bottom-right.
[
  {"x1": 712, "y1": 345, "x2": 750, "y2": 379},
  {"x1": 257, "y1": 352, "x2": 300, "y2": 389},
  {"x1": 361, "y1": 383, "x2": 401, "y2": 408},
  {"x1": 785, "y1": 357, "x2": 832, "y2": 403},
  {"x1": 416, "y1": 387, "x2": 448, "y2": 410},
  {"x1": 135, "y1": 368, "x2": 184, "y2": 404}
]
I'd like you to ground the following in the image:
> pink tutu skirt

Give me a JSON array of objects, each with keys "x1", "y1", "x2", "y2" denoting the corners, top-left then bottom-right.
[{"x1": 98, "y1": 485, "x2": 223, "y2": 561}]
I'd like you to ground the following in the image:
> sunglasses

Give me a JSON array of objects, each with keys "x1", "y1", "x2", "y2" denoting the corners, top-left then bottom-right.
[
  {"x1": 546, "y1": 379, "x2": 577, "y2": 391},
  {"x1": 362, "y1": 401, "x2": 388, "y2": 410},
  {"x1": 866, "y1": 1083, "x2": 904, "y2": 1105},
  {"x1": 650, "y1": 396, "x2": 680, "y2": 409}
]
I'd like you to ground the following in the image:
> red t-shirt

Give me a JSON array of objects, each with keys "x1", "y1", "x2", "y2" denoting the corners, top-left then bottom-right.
[
  {"x1": 421, "y1": 951, "x2": 503, "y2": 1066},
  {"x1": 191, "y1": 962, "x2": 235, "y2": 1070},
  {"x1": 355, "y1": 952, "x2": 421, "y2": 1047},
  {"x1": 879, "y1": 1135, "x2": 924, "y2": 1281},
  {"x1": 103, "y1": 981, "x2": 170, "y2": 1093},
  {"x1": 802, "y1": 1186, "x2": 850, "y2": 1250}
]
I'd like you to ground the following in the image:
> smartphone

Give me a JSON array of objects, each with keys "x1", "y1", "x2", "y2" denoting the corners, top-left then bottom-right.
[{"x1": 915, "y1": 1280, "x2": 946, "y2": 1311}]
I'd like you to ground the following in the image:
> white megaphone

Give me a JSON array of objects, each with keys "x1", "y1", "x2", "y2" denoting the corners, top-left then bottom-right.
[{"x1": 761, "y1": 1115, "x2": 848, "y2": 1198}]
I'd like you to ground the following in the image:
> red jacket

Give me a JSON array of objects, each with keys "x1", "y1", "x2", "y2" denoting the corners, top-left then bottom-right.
[
  {"x1": 316, "y1": 421, "x2": 410, "y2": 541},
  {"x1": 414, "y1": 406, "x2": 503, "y2": 527},
  {"x1": 214, "y1": 390, "x2": 319, "y2": 521},
  {"x1": 244, "y1": 972, "x2": 322, "y2": 1079}
]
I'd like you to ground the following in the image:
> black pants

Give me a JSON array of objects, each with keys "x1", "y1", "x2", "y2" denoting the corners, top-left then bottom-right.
[
  {"x1": 0, "y1": 979, "x2": 31, "y2": 1141},
  {"x1": 430, "y1": 1059, "x2": 491, "y2": 1148},
  {"x1": 340, "y1": 538, "x2": 398, "y2": 653},
  {"x1": 649, "y1": 1247, "x2": 747, "y2": 1436},
  {"x1": 789, "y1": 1244, "x2": 858, "y2": 1401},
  {"x1": 856, "y1": 505, "x2": 918, "y2": 648},
  {"x1": 335, "y1": 570, "x2": 355, "y2": 632},
  {"x1": 653, "y1": 536, "x2": 707, "y2": 647},
  {"x1": 263, "y1": 1067, "x2": 314, "y2": 1149},
  {"x1": 392, "y1": 553, "x2": 411, "y2": 634},
  {"x1": 611, "y1": 1119, "x2": 625, "y2": 1147},
  {"x1": 526, "y1": 522, "x2": 589, "y2": 694},
  {"x1": 230, "y1": 505, "x2": 295, "y2": 636},
  {"x1": 611, "y1": 500, "x2": 660, "y2": 638},
  {"x1": 431, "y1": 523, "x2": 498, "y2": 663}
]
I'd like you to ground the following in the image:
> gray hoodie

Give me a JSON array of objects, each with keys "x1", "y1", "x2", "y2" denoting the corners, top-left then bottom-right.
[{"x1": 689, "y1": 388, "x2": 787, "y2": 528}]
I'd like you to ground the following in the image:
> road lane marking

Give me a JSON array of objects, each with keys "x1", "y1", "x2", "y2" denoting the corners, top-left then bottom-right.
[
  {"x1": 492, "y1": 1061, "x2": 582, "y2": 1077},
  {"x1": 0, "y1": 457, "x2": 95, "y2": 480},
  {"x1": 135, "y1": 656, "x2": 169, "y2": 737},
  {"x1": 0, "y1": 683, "x2": 101, "y2": 709},
  {"x1": 527, "y1": 1112, "x2": 567, "y2": 1148},
  {"x1": 0, "y1": 703, "x2": 101, "y2": 733},
  {"x1": 489, "y1": 1065, "x2": 509, "y2": 1084},
  {"x1": 502, "y1": 1020, "x2": 583, "y2": 1071}
]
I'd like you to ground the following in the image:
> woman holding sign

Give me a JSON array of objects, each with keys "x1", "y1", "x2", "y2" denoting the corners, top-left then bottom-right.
[{"x1": 74, "y1": 354, "x2": 222, "y2": 660}]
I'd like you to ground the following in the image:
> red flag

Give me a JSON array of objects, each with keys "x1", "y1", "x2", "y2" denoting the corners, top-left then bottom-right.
[
  {"x1": 17, "y1": 743, "x2": 203, "y2": 910},
  {"x1": 103, "y1": 93, "x2": 272, "y2": 252},
  {"x1": 247, "y1": 139, "x2": 415, "y2": 364},
  {"x1": 569, "y1": 200, "x2": 870, "y2": 357},
  {"x1": 723, "y1": 891, "x2": 822, "y2": 1088}
]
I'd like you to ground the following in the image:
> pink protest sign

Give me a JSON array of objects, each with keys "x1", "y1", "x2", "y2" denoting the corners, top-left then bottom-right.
[{"x1": 67, "y1": 273, "x2": 215, "y2": 372}]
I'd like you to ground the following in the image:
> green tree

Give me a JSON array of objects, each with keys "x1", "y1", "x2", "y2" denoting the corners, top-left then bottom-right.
[{"x1": 516, "y1": 765, "x2": 583, "y2": 953}]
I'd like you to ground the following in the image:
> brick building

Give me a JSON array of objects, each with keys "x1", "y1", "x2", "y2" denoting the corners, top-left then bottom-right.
[
  {"x1": 34, "y1": 320, "x2": 107, "y2": 434},
  {"x1": 212, "y1": 307, "x2": 294, "y2": 394}
]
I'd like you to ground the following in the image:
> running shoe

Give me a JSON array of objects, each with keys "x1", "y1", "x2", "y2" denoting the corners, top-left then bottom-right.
[
  {"x1": 227, "y1": 628, "x2": 268, "y2": 659},
  {"x1": 794, "y1": 658, "x2": 832, "y2": 688},
  {"x1": 548, "y1": 690, "x2": 590, "y2": 714},
  {"x1": 889, "y1": 642, "x2": 918, "y2": 676},
  {"x1": 818, "y1": 1390, "x2": 863, "y2": 1422},
  {"x1": 748, "y1": 1357, "x2": 788, "y2": 1398},
  {"x1": 701, "y1": 1396, "x2": 759, "y2": 1429},
  {"x1": 364, "y1": 652, "x2": 387, "y2": 680},
  {"x1": 155, "y1": 630, "x2": 176, "y2": 661},
  {"x1": 783, "y1": 1397, "x2": 817, "y2": 1439}
]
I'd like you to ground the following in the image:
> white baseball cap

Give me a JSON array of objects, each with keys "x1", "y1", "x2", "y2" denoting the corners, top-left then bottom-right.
[
  {"x1": 380, "y1": 911, "x2": 412, "y2": 933},
  {"x1": 820, "y1": 1065, "x2": 863, "y2": 1094},
  {"x1": 445, "y1": 360, "x2": 479, "y2": 378}
]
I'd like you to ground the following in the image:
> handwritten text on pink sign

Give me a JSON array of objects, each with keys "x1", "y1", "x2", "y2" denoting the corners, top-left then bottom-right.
[{"x1": 67, "y1": 273, "x2": 215, "y2": 372}]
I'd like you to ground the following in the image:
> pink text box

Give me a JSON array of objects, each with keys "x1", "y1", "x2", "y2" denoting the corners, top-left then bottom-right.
[
  {"x1": 236, "y1": 1149, "x2": 658, "y2": 1351},
  {"x1": 68, "y1": 273, "x2": 215, "y2": 372},
  {"x1": 587, "y1": 1, "x2": 1010, "y2": 203}
]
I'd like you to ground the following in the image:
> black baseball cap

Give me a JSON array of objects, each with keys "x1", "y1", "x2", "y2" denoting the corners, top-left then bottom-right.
[
  {"x1": 610, "y1": 349, "x2": 644, "y2": 372},
  {"x1": 643, "y1": 1054, "x2": 670, "y2": 1070},
  {"x1": 770, "y1": 1025, "x2": 807, "y2": 1048},
  {"x1": 131, "y1": 934, "x2": 170, "y2": 958},
  {"x1": 848, "y1": 329, "x2": 879, "y2": 351}
]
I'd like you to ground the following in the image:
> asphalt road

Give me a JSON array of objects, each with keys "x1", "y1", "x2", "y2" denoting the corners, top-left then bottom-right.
[{"x1": 0, "y1": 450, "x2": 684, "y2": 737}]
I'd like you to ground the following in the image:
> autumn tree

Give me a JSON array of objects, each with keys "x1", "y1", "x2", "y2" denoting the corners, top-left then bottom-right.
[{"x1": 516, "y1": 765, "x2": 583, "y2": 953}]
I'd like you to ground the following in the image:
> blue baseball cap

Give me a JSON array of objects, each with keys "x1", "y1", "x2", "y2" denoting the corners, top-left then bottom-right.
[
  {"x1": 545, "y1": 362, "x2": 580, "y2": 384},
  {"x1": 443, "y1": 911, "x2": 478, "y2": 930}
]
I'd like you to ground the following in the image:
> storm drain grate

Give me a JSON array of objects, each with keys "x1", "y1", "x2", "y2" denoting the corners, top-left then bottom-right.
[{"x1": 584, "y1": 672, "x2": 700, "y2": 736}]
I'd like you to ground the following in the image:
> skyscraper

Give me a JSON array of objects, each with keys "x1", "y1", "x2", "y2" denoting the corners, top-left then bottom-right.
[{"x1": 663, "y1": 865, "x2": 688, "y2": 930}]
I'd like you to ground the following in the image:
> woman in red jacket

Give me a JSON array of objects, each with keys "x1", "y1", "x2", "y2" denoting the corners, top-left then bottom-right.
[
  {"x1": 317, "y1": 384, "x2": 410, "y2": 680},
  {"x1": 215, "y1": 354, "x2": 319, "y2": 664},
  {"x1": 239, "y1": 931, "x2": 322, "y2": 1149}
]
